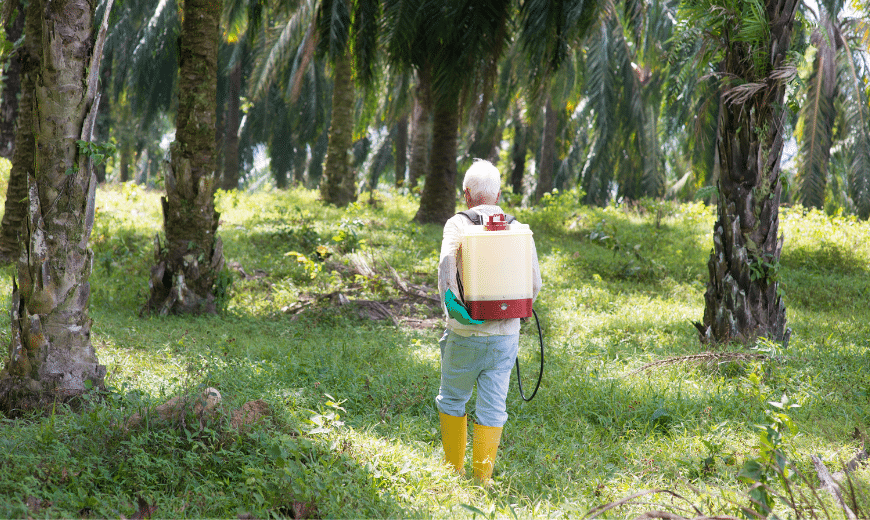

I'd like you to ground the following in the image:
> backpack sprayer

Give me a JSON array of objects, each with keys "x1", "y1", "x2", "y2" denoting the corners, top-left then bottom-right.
[{"x1": 456, "y1": 211, "x2": 544, "y2": 402}]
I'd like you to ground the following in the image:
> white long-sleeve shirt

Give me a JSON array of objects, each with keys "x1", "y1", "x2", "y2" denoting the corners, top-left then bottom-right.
[{"x1": 437, "y1": 204, "x2": 542, "y2": 337}]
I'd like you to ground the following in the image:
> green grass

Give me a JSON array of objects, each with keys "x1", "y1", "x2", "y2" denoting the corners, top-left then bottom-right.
[{"x1": 0, "y1": 183, "x2": 868, "y2": 518}]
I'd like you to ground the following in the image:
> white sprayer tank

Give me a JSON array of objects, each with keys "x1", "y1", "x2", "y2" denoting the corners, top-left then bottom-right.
[{"x1": 459, "y1": 214, "x2": 534, "y2": 320}]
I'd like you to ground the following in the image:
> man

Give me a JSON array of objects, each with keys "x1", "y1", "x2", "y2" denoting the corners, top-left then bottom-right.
[{"x1": 436, "y1": 159, "x2": 542, "y2": 484}]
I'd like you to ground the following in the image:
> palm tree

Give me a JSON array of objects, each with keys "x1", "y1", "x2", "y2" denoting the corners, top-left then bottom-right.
[
  {"x1": 681, "y1": 0, "x2": 799, "y2": 344},
  {"x1": 145, "y1": 0, "x2": 225, "y2": 315},
  {"x1": 794, "y1": 0, "x2": 870, "y2": 217},
  {"x1": 317, "y1": 0, "x2": 380, "y2": 206},
  {"x1": 394, "y1": 111, "x2": 408, "y2": 187},
  {"x1": 244, "y1": 0, "x2": 378, "y2": 198},
  {"x1": 384, "y1": 0, "x2": 513, "y2": 224},
  {"x1": 0, "y1": 0, "x2": 112, "y2": 412}
]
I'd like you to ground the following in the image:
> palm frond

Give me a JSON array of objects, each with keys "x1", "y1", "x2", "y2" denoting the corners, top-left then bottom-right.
[
  {"x1": 128, "y1": 0, "x2": 179, "y2": 129},
  {"x1": 352, "y1": 0, "x2": 380, "y2": 87},
  {"x1": 382, "y1": 0, "x2": 419, "y2": 68},
  {"x1": 316, "y1": 0, "x2": 350, "y2": 59},
  {"x1": 795, "y1": 23, "x2": 838, "y2": 209},
  {"x1": 248, "y1": 0, "x2": 315, "y2": 101},
  {"x1": 522, "y1": 0, "x2": 602, "y2": 91},
  {"x1": 581, "y1": 21, "x2": 618, "y2": 205},
  {"x1": 839, "y1": 27, "x2": 870, "y2": 218},
  {"x1": 221, "y1": 0, "x2": 250, "y2": 43},
  {"x1": 733, "y1": 0, "x2": 770, "y2": 70},
  {"x1": 288, "y1": 18, "x2": 318, "y2": 103}
]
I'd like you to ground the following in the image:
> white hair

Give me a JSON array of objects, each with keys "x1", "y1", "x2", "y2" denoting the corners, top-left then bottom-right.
[{"x1": 462, "y1": 159, "x2": 501, "y2": 204}]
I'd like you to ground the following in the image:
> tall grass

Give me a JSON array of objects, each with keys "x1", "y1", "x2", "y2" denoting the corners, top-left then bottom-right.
[{"x1": 0, "y1": 182, "x2": 867, "y2": 518}]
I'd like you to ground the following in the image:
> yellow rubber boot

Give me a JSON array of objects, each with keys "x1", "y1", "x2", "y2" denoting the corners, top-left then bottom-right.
[
  {"x1": 439, "y1": 412, "x2": 467, "y2": 475},
  {"x1": 472, "y1": 423, "x2": 503, "y2": 485}
]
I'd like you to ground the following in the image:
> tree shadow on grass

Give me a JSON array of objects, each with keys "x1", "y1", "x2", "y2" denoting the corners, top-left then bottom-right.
[{"x1": 86, "y1": 307, "x2": 452, "y2": 516}]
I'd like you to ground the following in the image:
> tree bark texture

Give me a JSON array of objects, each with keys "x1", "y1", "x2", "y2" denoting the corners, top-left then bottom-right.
[
  {"x1": 0, "y1": 4, "x2": 34, "y2": 263},
  {"x1": 394, "y1": 113, "x2": 408, "y2": 187},
  {"x1": 0, "y1": 7, "x2": 25, "y2": 160},
  {"x1": 697, "y1": 0, "x2": 797, "y2": 344},
  {"x1": 320, "y1": 47, "x2": 356, "y2": 206},
  {"x1": 146, "y1": 0, "x2": 224, "y2": 315},
  {"x1": 534, "y1": 94, "x2": 556, "y2": 202},
  {"x1": 408, "y1": 72, "x2": 432, "y2": 189},
  {"x1": 1, "y1": 0, "x2": 110, "y2": 413},
  {"x1": 221, "y1": 55, "x2": 242, "y2": 191},
  {"x1": 413, "y1": 98, "x2": 458, "y2": 225}
]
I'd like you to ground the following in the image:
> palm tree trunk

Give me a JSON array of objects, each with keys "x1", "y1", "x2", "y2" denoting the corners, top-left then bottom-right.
[
  {"x1": 293, "y1": 145, "x2": 307, "y2": 184},
  {"x1": 408, "y1": 71, "x2": 432, "y2": 189},
  {"x1": 394, "y1": 113, "x2": 408, "y2": 187},
  {"x1": 534, "y1": 94, "x2": 556, "y2": 202},
  {"x1": 146, "y1": 0, "x2": 224, "y2": 315},
  {"x1": 320, "y1": 46, "x2": 356, "y2": 206},
  {"x1": 510, "y1": 114, "x2": 527, "y2": 197},
  {"x1": 414, "y1": 96, "x2": 458, "y2": 225},
  {"x1": 119, "y1": 140, "x2": 132, "y2": 182},
  {"x1": 306, "y1": 131, "x2": 328, "y2": 187},
  {"x1": 0, "y1": 3, "x2": 34, "y2": 263},
  {"x1": 0, "y1": 6, "x2": 25, "y2": 160},
  {"x1": 696, "y1": 0, "x2": 797, "y2": 344},
  {"x1": 222, "y1": 54, "x2": 242, "y2": 191},
  {"x1": 1, "y1": 0, "x2": 109, "y2": 413}
]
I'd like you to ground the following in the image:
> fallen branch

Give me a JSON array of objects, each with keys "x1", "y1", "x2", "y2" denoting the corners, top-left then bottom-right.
[
  {"x1": 811, "y1": 455, "x2": 858, "y2": 520},
  {"x1": 583, "y1": 489, "x2": 710, "y2": 520},
  {"x1": 625, "y1": 352, "x2": 765, "y2": 377},
  {"x1": 378, "y1": 254, "x2": 440, "y2": 304},
  {"x1": 347, "y1": 299, "x2": 400, "y2": 327}
]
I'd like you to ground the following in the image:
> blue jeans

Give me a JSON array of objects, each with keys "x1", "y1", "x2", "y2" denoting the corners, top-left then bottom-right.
[{"x1": 435, "y1": 329, "x2": 518, "y2": 427}]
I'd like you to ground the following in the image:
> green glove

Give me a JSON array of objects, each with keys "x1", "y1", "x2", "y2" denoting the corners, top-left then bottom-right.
[{"x1": 444, "y1": 288, "x2": 484, "y2": 325}]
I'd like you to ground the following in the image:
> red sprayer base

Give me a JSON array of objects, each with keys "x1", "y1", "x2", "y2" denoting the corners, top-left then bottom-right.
[{"x1": 467, "y1": 298, "x2": 533, "y2": 320}]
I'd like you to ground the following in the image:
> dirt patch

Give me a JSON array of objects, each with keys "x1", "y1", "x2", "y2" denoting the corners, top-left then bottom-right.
[{"x1": 230, "y1": 399, "x2": 271, "y2": 430}]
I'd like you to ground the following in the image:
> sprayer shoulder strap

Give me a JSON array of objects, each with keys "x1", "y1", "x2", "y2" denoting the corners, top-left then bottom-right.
[{"x1": 456, "y1": 210, "x2": 516, "y2": 226}]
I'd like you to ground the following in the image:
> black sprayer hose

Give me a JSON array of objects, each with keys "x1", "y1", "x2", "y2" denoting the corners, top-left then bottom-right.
[{"x1": 516, "y1": 308, "x2": 543, "y2": 402}]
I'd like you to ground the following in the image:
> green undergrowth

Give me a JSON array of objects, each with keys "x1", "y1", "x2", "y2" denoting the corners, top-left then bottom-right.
[{"x1": 0, "y1": 184, "x2": 868, "y2": 518}]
